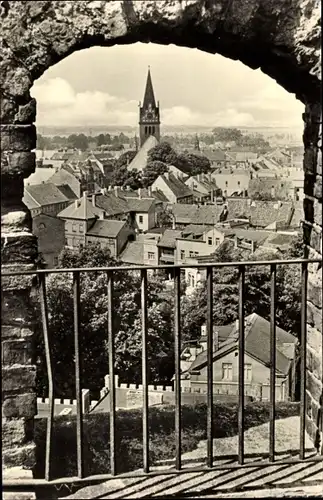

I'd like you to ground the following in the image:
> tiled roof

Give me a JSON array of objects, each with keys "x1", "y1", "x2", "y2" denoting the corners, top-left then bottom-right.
[
  {"x1": 126, "y1": 197, "x2": 155, "y2": 213},
  {"x1": 231, "y1": 228, "x2": 274, "y2": 244},
  {"x1": 24, "y1": 183, "x2": 71, "y2": 207},
  {"x1": 161, "y1": 174, "x2": 193, "y2": 199},
  {"x1": 127, "y1": 135, "x2": 159, "y2": 172},
  {"x1": 119, "y1": 241, "x2": 144, "y2": 265},
  {"x1": 201, "y1": 149, "x2": 226, "y2": 162},
  {"x1": 264, "y1": 232, "x2": 299, "y2": 248},
  {"x1": 171, "y1": 204, "x2": 223, "y2": 225},
  {"x1": 56, "y1": 184, "x2": 78, "y2": 200},
  {"x1": 95, "y1": 193, "x2": 130, "y2": 216},
  {"x1": 226, "y1": 199, "x2": 294, "y2": 228},
  {"x1": 46, "y1": 168, "x2": 81, "y2": 196},
  {"x1": 57, "y1": 198, "x2": 101, "y2": 220},
  {"x1": 157, "y1": 229, "x2": 183, "y2": 248},
  {"x1": 87, "y1": 220, "x2": 126, "y2": 238},
  {"x1": 189, "y1": 313, "x2": 296, "y2": 375}
]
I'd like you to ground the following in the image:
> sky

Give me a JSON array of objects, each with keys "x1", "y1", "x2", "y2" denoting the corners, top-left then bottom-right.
[{"x1": 31, "y1": 42, "x2": 304, "y2": 131}]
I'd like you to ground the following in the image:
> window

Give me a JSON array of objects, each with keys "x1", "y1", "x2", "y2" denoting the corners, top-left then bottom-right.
[
  {"x1": 38, "y1": 223, "x2": 46, "y2": 231},
  {"x1": 148, "y1": 252, "x2": 155, "y2": 260},
  {"x1": 54, "y1": 257, "x2": 58, "y2": 267},
  {"x1": 139, "y1": 215, "x2": 144, "y2": 224},
  {"x1": 79, "y1": 223, "x2": 83, "y2": 232},
  {"x1": 238, "y1": 181, "x2": 240, "y2": 186},
  {"x1": 222, "y1": 363, "x2": 233, "y2": 380},
  {"x1": 189, "y1": 251, "x2": 194, "y2": 258},
  {"x1": 72, "y1": 222, "x2": 77, "y2": 232},
  {"x1": 180, "y1": 250, "x2": 185, "y2": 259},
  {"x1": 208, "y1": 237, "x2": 213, "y2": 245},
  {"x1": 215, "y1": 238, "x2": 220, "y2": 246},
  {"x1": 244, "y1": 364, "x2": 252, "y2": 381},
  {"x1": 225, "y1": 181, "x2": 228, "y2": 187},
  {"x1": 194, "y1": 252, "x2": 199, "y2": 257}
]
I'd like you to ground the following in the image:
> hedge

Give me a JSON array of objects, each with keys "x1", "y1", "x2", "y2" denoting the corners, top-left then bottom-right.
[{"x1": 34, "y1": 401, "x2": 300, "y2": 480}]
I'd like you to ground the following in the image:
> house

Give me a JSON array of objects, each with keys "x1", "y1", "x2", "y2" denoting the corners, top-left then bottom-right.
[
  {"x1": 180, "y1": 313, "x2": 297, "y2": 401},
  {"x1": 248, "y1": 177, "x2": 295, "y2": 201},
  {"x1": 212, "y1": 170, "x2": 251, "y2": 197},
  {"x1": 170, "y1": 203, "x2": 227, "y2": 228},
  {"x1": 32, "y1": 214, "x2": 65, "y2": 268},
  {"x1": 57, "y1": 192, "x2": 136, "y2": 257},
  {"x1": 201, "y1": 148, "x2": 227, "y2": 168},
  {"x1": 47, "y1": 165, "x2": 83, "y2": 198},
  {"x1": 185, "y1": 174, "x2": 220, "y2": 203},
  {"x1": 152, "y1": 173, "x2": 194, "y2": 204},
  {"x1": 24, "y1": 167, "x2": 56, "y2": 186},
  {"x1": 226, "y1": 199, "x2": 294, "y2": 229},
  {"x1": 23, "y1": 183, "x2": 77, "y2": 218}
]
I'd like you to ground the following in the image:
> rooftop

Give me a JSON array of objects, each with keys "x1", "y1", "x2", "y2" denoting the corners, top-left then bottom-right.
[
  {"x1": 23, "y1": 182, "x2": 74, "y2": 208},
  {"x1": 87, "y1": 219, "x2": 126, "y2": 238}
]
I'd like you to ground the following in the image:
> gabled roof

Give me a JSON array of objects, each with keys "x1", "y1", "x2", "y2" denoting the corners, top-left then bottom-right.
[
  {"x1": 226, "y1": 199, "x2": 294, "y2": 228},
  {"x1": 126, "y1": 197, "x2": 155, "y2": 213},
  {"x1": 24, "y1": 183, "x2": 72, "y2": 207},
  {"x1": 47, "y1": 167, "x2": 81, "y2": 196},
  {"x1": 57, "y1": 197, "x2": 101, "y2": 220},
  {"x1": 171, "y1": 204, "x2": 223, "y2": 225},
  {"x1": 189, "y1": 313, "x2": 296, "y2": 376},
  {"x1": 160, "y1": 173, "x2": 193, "y2": 199},
  {"x1": 86, "y1": 220, "x2": 126, "y2": 238},
  {"x1": 201, "y1": 149, "x2": 226, "y2": 162},
  {"x1": 127, "y1": 135, "x2": 159, "y2": 172},
  {"x1": 119, "y1": 241, "x2": 145, "y2": 265},
  {"x1": 94, "y1": 193, "x2": 130, "y2": 216},
  {"x1": 157, "y1": 229, "x2": 183, "y2": 248},
  {"x1": 56, "y1": 184, "x2": 78, "y2": 200},
  {"x1": 24, "y1": 168, "x2": 56, "y2": 186}
]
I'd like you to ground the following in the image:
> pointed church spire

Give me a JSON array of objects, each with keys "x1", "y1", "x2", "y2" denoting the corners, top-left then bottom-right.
[{"x1": 142, "y1": 67, "x2": 156, "y2": 109}]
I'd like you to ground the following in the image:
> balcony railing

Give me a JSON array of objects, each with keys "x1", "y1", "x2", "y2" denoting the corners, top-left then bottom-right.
[{"x1": 2, "y1": 257, "x2": 323, "y2": 491}]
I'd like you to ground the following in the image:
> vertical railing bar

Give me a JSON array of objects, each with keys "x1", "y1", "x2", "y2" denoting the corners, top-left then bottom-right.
[
  {"x1": 207, "y1": 266, "x2": 214, "y2": 468},
  {"x1": 300, "y1": 262, "x2": 308, "y2": 460},
  {"x1": 39, "y1": 273, "x2": 54, "y2": 482},
  {"x1": 141, "y1": 269, "x2": 149, "y2": 473},
  {"x1": 73, "y1": 271, "x2": 84, "y2": 479},
  {"x1": 269, "y1": 263, "x2": 277, "y2": 462},
  {"x1": 238, "y1": 265, "x2": 245, "y2": 465},
  {"x1": 174, "y1": 267, "x2": 181, "y2": 470},
  {"x1": 107, "y1": 271, "x2": 117, "y2": 475}
]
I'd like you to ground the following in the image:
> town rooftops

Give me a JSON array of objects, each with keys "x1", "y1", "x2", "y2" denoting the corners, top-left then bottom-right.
[
  {"x1": 127, "y1": 135, "x2": 159, "y2": 172},
  {"x1": 157, "y1": 229, "x2": 183, "y2": 249},
  {"x1": 24, "y1": 168, "x2": 56, "y2": 186},
  {"x1": 171, "y1": 204, "x2": 223, "y2": 225},
  {"x1": 201, "y1": 149, "x2": 226, "y2": 162},
  {"x1": 57, "y1": 197, "x2": 102, "y2": 220},
  {"x1": 226, "y1": 199, "x2": 294, "y2": 228},
  {"x1": 188, "y1": 313, "x2": 296, "y2": 376},
  {"x1": 159, "y1": 173, "x2": 193, "y2": 199},
  {"x1": 23, "y1": 183, "x2": 74, "y2": 208},
  {"x1": 119, "y1": 241, "x2": 144, "y2": 265},
  {"x1": 86, "y1": 219, "x2": 126, "y2": 238}
]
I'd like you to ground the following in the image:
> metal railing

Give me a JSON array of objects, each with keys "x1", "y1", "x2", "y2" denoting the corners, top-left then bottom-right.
[{"x1": 2, "y1": 257, "x2": 323, "y2": 490}]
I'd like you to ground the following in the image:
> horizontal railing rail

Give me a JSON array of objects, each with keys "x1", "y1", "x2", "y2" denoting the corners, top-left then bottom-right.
[{"x1": 2, "y1": 257, "x2": 322, "y2": 490}]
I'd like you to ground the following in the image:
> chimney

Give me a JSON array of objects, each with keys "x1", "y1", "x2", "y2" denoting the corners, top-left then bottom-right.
[
  {"x1": 190, "y1": 346, "x2": 197, "y2": 360},
  {"x1": 114, "y1": 186, "x2": 118, "y2": 197},
  {"x1": 138, "y1": 188, "x2": 142, "y2": 199},
  {"x1": 210, "y1": 189, "x2": 214, "y2": 203},
  {"x1": 148, "y1": 186, "x2": 152, "y2": 197},
  {"x1": 74, "y1": 199, "x2": 79, "y2": 208},
  {"x1": 99, "y1": 211, "x2": 105, "y2": 220},
  {"x1": 172, "y1": 214, "x2": 176, "y2": 230},
  {"x1": 164, "y1": 172, "x2": 169, "y2": 180},
  {"x1": 126, "y1": 185, "x2": 131, "y2": 191},
  {"x1": 234, "y1": 235, "x2": 238, "y2": 248},
  {"x1": 92, "y1": 194, "x2": 96, "y2": 207},
  {"x1": 236, "y1": 319, "x2": 239, "y2": 332}
]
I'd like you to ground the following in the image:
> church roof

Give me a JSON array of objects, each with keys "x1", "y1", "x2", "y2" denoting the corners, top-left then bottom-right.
[
  {"x1": 142, "y1": 68, "x2": 157, "y2": 109},
  {"x1": 127, "y1": 135, "x2": 159, "y2": 172}
]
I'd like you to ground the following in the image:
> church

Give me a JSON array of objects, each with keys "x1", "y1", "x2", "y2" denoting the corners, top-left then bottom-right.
[{"x1": 127, "y1": 68, "x2": 161, "y2": 172}]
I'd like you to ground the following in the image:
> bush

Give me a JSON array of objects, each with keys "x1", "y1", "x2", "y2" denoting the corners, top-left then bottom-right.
[{"x1": 34, "y1": 402, "x2": 299, "y2": 479}]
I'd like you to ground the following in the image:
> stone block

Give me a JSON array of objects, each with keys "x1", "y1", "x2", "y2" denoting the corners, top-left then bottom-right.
[
  {"x1": 307, "y1": 301, "x2": 323, "y2": 333},
  {"x1": 310, "y1": 227, "x2": 322, "y2": 253},
  {"x1": 2, "y1": 418, "x2": 33, "y2": 448},
  {"x1": 307, "y1": 325, "x2": 323, "y2": 354},
  {"x1": 306, "y1": 370, "x2": 322, "y2": 402},
  {"x1": 2, "y1": 339, "x2": 33, "y2": 366},
  {"x1": 0, "y1": 125, "x2": 36, "y2": 152},
  {"x1": 314, "y1": 175, "x2": 322, "y2": 199},
  {"x1": 307, "y1": 345, "x2": 322, "y2": 380},
  {"x1": 1, "y1": 290, "x2": 35, "y2": 326},
  {"x1": 2, "y1": 366, "x2": 36, "y2": 393},
  {"x1": 1, "y1": 326, "x2": 34, "y2": 340},
  {"x1": 313, "y1": 199, "x2": 322, "y2": 227},
  {"x1": 1, "y1": 152, "x2": 36, "y2": 178},
  {"x1": 2, "y1": 443, "x2": 36, "y2": 469},
  {"x1": 3, "y1": 493, "x2": 36, "y2": 500},
  {"x1": 303, "y1": 147, "x2": 317, "y2": 175},
  {"x1": 1, "y1": 210, "x2": 33, "y2": 235},
  {"x1": 305, "y1": 414, "x2": 319, "y2": 444},
  {"x1": 1, "y1": 234, "x2": 38, "y2": 265},
  {"x1": 2, "y1": 393, "x2": 37, "y2": 418},
  {"x1": 14, "y1": 99, "x2": 37, "y2": 125}
]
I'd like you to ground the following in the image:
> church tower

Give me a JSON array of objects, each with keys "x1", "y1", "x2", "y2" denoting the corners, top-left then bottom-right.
[{"x1": 139, "y1": 67, "x2": 160, "y2": 147}]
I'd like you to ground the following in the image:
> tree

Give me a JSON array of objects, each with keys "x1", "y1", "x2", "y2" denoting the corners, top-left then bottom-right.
[
  {"x1": 176, "y1": 152, "x2": 211, "y2": 176},
  {"x1": 156, "y1": 209, "x2": 174, "y2": 228},
  {"x1": 34, "y1": 244, "x2": 175, "y2": 399},
  {"x1": 96, "y1": 134, "x2": 107, "y2": 147},
  {"x1": 111, "y1": 165, "x2": 142, "y2": 190},
  {"x1": 115, "y1": 150, "x2": 137, "y2": 169},
  {"x1": 142, "y1": 160, "x2": 169, "y2": 187},
  {"x1": 67, "y1": 133, "x2": 89, "y2": 151},
  {"x1": 147, "y1": 142, "x2": 178, "y2": 165},
  {"x1": 212, "y1": 127, "x2": 243, "y2": 144}
]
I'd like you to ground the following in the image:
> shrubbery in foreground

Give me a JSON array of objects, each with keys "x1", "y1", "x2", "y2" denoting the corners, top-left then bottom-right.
[{"x1": 34, "y1": 401, "x2": 299, "y2": 479}]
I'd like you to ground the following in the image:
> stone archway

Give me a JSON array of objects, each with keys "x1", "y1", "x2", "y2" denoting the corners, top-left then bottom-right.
[{"x1": 1, "y1": 0, "x2": 322, "y2": 485}]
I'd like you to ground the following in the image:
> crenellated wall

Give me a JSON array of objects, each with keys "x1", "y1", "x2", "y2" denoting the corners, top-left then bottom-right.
[{"x1": 0, "y1": 1, "x2": 322, "y2": 494}]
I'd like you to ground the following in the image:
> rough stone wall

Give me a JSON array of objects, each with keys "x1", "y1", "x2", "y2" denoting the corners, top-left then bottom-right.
[
  {"x1": 303, "y1": 102, "x2": 323, "y2": 453},
  {"x1": 0, "y1": 0, "x2": 321, "y2": 492}
]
